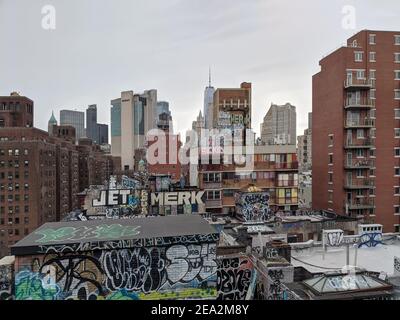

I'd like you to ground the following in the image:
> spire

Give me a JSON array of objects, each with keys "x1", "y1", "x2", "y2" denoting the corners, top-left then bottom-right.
[
  {"x1": 208, "y1": 67, "x2": 212, "y2": 87},
  {"x1": 48, "y1": 110, "x2": 57, "y2": 125}
]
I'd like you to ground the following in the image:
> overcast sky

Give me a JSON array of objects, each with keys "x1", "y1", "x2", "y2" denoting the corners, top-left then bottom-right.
[{"x1": 1, "y1": 0, "x2": 399, "y2": 138}]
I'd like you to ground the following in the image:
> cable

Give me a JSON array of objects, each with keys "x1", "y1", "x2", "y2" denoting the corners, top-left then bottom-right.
[{"x1": 291, "y1": 256, "x2": 342, "y2": 271}]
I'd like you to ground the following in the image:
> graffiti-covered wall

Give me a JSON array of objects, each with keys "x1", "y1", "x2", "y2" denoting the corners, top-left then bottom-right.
[
  {"x1": 217, "y1": 255, "x2": 254, "y2": 300},
  {"x1": 235, "y1": 191, "x2": 270, "y2": 222},
  {"x1": 0, "y1": 258, "x2": 14, "y2": 300},
  {"x1": 14, "y1": 242, "x2": 218, "y2": 300},
  {"x1": 11, "y1": 216, "x2": 220, "y2": 300}
]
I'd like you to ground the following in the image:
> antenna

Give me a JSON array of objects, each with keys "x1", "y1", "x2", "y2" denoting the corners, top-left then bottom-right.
[{"x1": 208, "y1": 67, "x2": 211, "y2": 87}]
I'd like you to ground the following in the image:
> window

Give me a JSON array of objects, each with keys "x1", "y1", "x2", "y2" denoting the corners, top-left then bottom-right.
[
  {"x1": 395, "y1": 53, "x2": 400, "y2": 63},
  {"x1": 370, "y1": 70, "x2": 376, "y2": 79},
  {"x1": 370, "y1": 149, "x2": 376, "y2": 157},
  {"x1": 329, "y1": 135, "x2": 334, "y2": 147},
  {"x1": 369, "y1": 52, "x2": 376, "y2": 62},
  {"x1": 395, "y1": 90, "x2": 400, "y2": 100},
  {"x1": 369, "y1": 34, "x2": 376, "y2": 45},
  {"x1": 370, "y1": 89, "x2": 376, "y2": 99},
  {"x1": 396, "y1": 148, "x2": 400, "y2": 157},
  {"x1": 328, "y1": 191, "x2": 333, "y2": 203},
  {"x1": 357, "y1": 129, "x2": 364, "y2": 139},
  {"x1": 395, "y1": 187, "x2": 400, "y2": 195},
  {"x1": 395, "y1": 206, "x2": 400, "y2": 214},
  {"x1": 329, "y1": 154, "x2": 333, "y2": 164},
  {"x1": 396, "y1": 35, "x2": 400, "y2": 45},
  {"x1": 395, "y1": 71, "x2": 400, "y2": 80},
  {"x1": 396, "y1": 128, "x2": 400, "y2": 138},
  {"x1": 396, "y1": 167, "x2": 400, "y2": 177},
  {"x1": 396, "y1": 109, "x2": 400, "y2": 119},
  {"x1": 355, "y1": 52, "x2": 363, "y2": 62},
  {"x1": 328, "y1": 173, "x2": 333, "y2": 183},
  {"x1": 356, "y1": 169, "x2": 364, "y2": 178},
  {"x1": 356, "y1": 70, "x2": 365, "y2": 79}
]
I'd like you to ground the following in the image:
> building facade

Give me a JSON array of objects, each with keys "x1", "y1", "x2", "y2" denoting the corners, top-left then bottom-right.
[
  {"x1": 297, "y1": 112, "x2": 312, "y2": 172},
  {"x1": 111, "y1": 90, "x2": 157, "y2": 170},
  {"x1": 86, "y1": 105, "x2": 109, "y2": 145},
  {"x1": 312, "y1": 30, "x2": 400, "y2": 232},
  {"x1": 261, "y1": 103, "x2": 297, "y2": 145},
  {"x1": 0, "y1": 93, "x2": 33, "y2": 128},
  {"x1": 60, "y1": 110, "x2": 85, "y2": 141}
]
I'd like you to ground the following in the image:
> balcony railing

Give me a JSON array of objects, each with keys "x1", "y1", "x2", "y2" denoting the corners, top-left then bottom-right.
[
  {"x1": 344, "y1": 78, "x2": 373, "y2": 90},
  {"x1": 344, "y1": 139, "x2": 374, "y2": 148},
  {"x1": 344, "y1": 159, "x2": 374, "y2": 169},
  {"x1": 345, "y1": 199, "x2": 375, "y2": 210},
  {"x1": 344, "y1": 119, "x2": 375, "y2": 128},
  {"x1": 344, "y1": 178, "x2": 374, "y2": 189},
  {"x1": 344, "y1": 98, "x2": 375, "y2": 109}
]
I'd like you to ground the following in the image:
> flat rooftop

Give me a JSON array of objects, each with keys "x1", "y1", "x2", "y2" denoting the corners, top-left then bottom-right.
[
  {"x1": 292, "y1": 240, "x2": 400, "y2": 275},
  {"x1": 11, "y1": 215, "x2": 219, "y2": 256}
]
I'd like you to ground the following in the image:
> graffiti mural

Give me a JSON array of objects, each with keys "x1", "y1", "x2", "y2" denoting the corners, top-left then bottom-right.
[
  {"x1": 358, "y1": 232, "x2": 382, "y2": 248},
  {"x1": 14, "y1": 242, "x2": 218, "y2": 300},
  {"x1": 35, "y1": 224, "x2": 141, "y2": 243},
  {"x1": 394, "y1": 257, "x2": 400, "y2": 276},
  {"x1": 235, "y1": 191, "x2": 271, "y2": 222},
  {"x1": 0, "y1": 264, "x2": 13, "y2": 300},
  {"x1": 324, "y1": 230, "x2": 344, "y2": 247},
  {"x1": 217, "y1": 256, "x2": 253, "y2": 300}
]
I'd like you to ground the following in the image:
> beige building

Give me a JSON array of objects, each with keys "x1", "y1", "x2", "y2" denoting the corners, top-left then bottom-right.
[
  {"x1": 111, "y1": 90, "x2": 157, "y2": 170},
  {"x1": 261, "y1": 103, "x2": 297, "y2": 145}
]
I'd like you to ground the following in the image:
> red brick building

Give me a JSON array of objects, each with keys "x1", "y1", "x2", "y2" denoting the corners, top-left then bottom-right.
[
  {"x1": 0, "y1": 93, "x2": 34, "y2": 128},
  {"x1": 313, "y1": 30, "x2": 400, "y2": 232}
]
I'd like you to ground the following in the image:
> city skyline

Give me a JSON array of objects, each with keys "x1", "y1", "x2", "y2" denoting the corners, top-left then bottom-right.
[{"x1": 1, "y1": 0, "x2": 400, "y2": 138}]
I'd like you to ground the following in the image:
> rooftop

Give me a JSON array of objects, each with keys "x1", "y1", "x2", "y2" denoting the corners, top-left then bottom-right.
[{"x1": 11, "y1": 215, "x2": 219, "y2": 256}]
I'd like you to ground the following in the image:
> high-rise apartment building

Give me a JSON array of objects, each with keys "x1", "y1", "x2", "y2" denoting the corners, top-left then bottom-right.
[
  {"x1": 111, "y1": 90, "x2": 157, "y2": 170},
  {"x1": 261, "y1": 103, "x2": 297, "y2": 145},
  {"x1": 297, "y1": 112, "x2": 312, "y2": 172},
  {"x1": 60, "y1": 109, "x2": 85, "y2": 140},
  {"x1": 313, "y1": 30, "x2": 400, "y2": 232},
  {"x1": 0, "y1": 93, "x2": 33, "y2": 128}
]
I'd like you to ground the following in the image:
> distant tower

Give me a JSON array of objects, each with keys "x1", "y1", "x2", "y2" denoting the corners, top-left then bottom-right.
[
  {"x1": 48, "y1": 111, "x2": 58, "y2": 135},
  {"x1": 204, "y1": 68, "x2": 215, "y2": 129}
]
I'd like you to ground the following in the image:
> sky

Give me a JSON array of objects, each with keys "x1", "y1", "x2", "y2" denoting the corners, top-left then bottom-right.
[{"x1": 1, "y1": 0, "x2": 400, "y2": 138}]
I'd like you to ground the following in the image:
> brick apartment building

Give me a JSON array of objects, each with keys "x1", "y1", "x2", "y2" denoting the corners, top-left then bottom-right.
[
  {"x1": 313, "y1": 30, "x2": 400, "y2": 232},
  {"x1": 0, "y1": 94, "x2": 120, "y2": 257},
  {"x1": 199, "y1": 145, "x2": 298, "y2": 214},
  {"x1": 0, "y1": 93, "x2": 33, "y2": 128}
]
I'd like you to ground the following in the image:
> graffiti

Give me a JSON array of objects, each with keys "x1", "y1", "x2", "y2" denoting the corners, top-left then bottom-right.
[
  {"x1": 15, "y1": 240, "x2": 219, "y2": 300},
  {"x1": 264, "y1": 248, "x2": 279, "y2": 260},
  {"x1": 217, "y1": 256, "x2": 253, "y2": 300},
  {"x1": 35, "y1": 224, "x2": 141, "y2": 243},
  {"x1": 235, "y1": 192, "x2": 270, "y2": 222},
  {"x1": 0, "y1": 264, "x2": 13, "y2": 300},
  {"x1": 165, "y1": 244, "x2": 217, "y2": 284},
  {"x1": 358, "y1": 232, "x2": 382, "y2": 248},
  {"x1": 267, "y1": 269, "x2": 284, "y2": 300},
  {"x1": 102, "y1": 248, "x2": 166, "y2": 293},
  {"x1": 122, "y1": 176, "x2": 139, "y2": 189},
  {"x1": 324, "y1": 230, "x2": 344, "y2": 247},
  {"x1": 39, "y1": 253, "x2": 105, "y2": 297},
  {"x1": 34, "y1": 233, "x2": 220, "y2": 254},
  {"x1": 395, "y1": 257, "x2": 400, "y2": 275}
]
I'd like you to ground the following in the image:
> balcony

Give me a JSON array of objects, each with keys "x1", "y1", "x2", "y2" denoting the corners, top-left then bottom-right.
[
  {"x1": 344, "y1": 159, "x2": 374, "y2": 169},
  {"x1": 344, "y1": 139, "x2": 374, "y2": 149},
  {"x1": 344, "y1": 119, "x2": 375, "y2": 129},
  {"x1": 205, "y1": 199, "x2": 223, "y2": 208},
  {"x1": 344, "y1": 78, "x2": 373, "y2": 90},
  {"x1": 344, "y1": 98, "x2": 375, "y2": 109},
  {"x1": 345, "y1": 199, "x2": 375, "y2": 210},
  {"x1": 203, "y1": 181, "x2": 222, "y2": 189},
  {"x1": 344, "y1": 178, "x2": 374, "y2": 189}
]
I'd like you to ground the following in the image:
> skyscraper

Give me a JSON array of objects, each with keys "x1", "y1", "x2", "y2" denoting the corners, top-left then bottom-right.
[
  {"x1": 86, "y1": 104, "x2": 97, "y2": 142},
  {"x1": 312, "y1": 30, "x2": 400, "y2": 232},
  {"x1": 86, "y1": 104, "x2": 109, "y2": 145},
  {"x1": 60, "y1": 110, "x2": 85, "y2": 140},
  {"x1": 260, "y1": 103, "x2": 297, "y2": 145},
  {"x1": 111, "y1": 89, "x2": 157, "y2": 170},
  {"x1": 47, "y1": 111, "x2": 57, "y2": 134},
  {"x1": 203, "y1": 69, "x2": 215, "y2": 129}
]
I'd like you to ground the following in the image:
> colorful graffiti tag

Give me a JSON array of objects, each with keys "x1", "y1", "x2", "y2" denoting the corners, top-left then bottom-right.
[
  {"x1": 13, "y1": 242, "x2": 218, "y2": 300},
  {"x1": 235, "y1": 191, "x2": 270, "y2": 222},
  {"x1": 217, "y1": 256, "x2": 253, "y2": 300}
]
